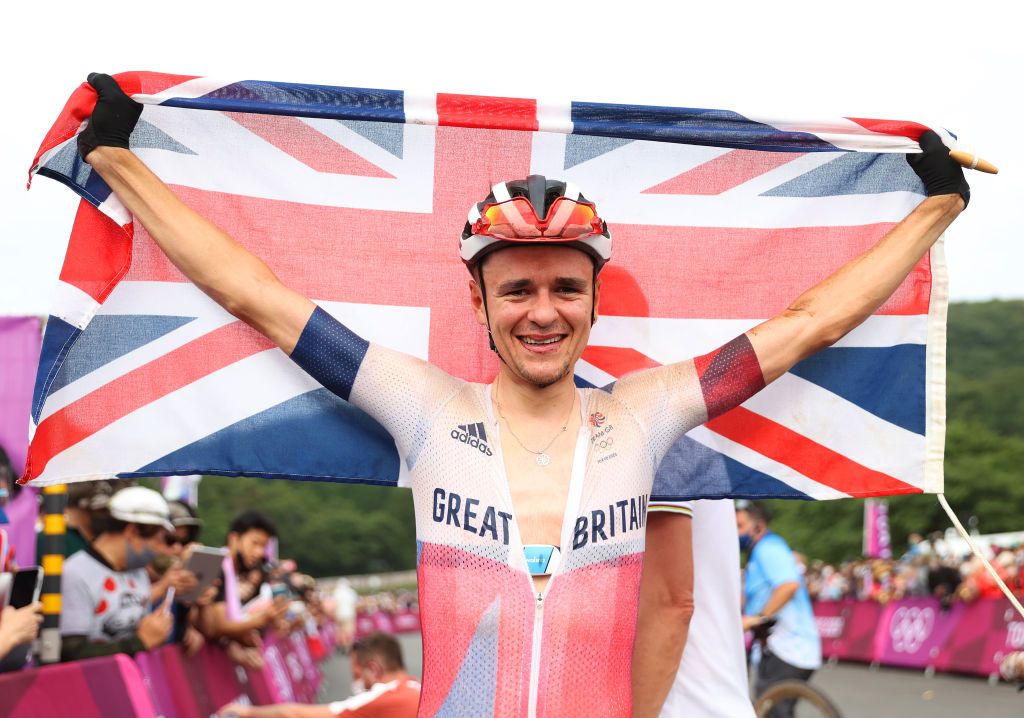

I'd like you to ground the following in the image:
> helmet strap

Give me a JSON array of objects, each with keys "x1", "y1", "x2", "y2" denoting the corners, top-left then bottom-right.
[
  {"x1": 591, "y1": 265, "x2": 598, "y2": 326},
  {"x1": 476, "y1": 270, "x2": 505, "y2": 363}
]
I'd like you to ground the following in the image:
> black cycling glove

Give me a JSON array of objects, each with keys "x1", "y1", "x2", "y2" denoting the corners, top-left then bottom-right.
[
  {"x1": 905, "y1": 130, "x2": 970, "y2": 209},
  {"x1": 77, "y1": 73, "x2": 143, "y2": 161}
]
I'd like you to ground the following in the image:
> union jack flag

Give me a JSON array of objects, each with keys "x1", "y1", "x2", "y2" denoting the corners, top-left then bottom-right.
[{"x1": 23, "y1": 71, "x2": 947, "y2": 500}]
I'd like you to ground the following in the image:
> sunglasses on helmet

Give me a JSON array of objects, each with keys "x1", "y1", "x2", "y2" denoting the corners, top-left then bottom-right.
[{"x1": 472, "y1": 197, "x2": 605, "y2": 241}]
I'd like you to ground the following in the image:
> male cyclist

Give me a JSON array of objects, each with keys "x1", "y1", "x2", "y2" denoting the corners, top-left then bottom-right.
[{"x1": 76, "y1": 73, "x2": 966, "y2": 717}]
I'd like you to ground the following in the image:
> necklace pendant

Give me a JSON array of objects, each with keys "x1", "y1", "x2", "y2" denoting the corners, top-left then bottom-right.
[{"x1": 536, "y1": 453, "x2": 551, "y2": 467}]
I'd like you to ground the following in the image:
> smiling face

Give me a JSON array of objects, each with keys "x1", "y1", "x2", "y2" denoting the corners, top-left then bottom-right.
[{"x1": 471, "y1": 244, "x2": 599, "y2": 389}]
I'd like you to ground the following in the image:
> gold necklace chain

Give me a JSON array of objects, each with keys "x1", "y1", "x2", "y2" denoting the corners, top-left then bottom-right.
[{"x1": 494, "y1": 376, "x2": 576, "y2": 467}]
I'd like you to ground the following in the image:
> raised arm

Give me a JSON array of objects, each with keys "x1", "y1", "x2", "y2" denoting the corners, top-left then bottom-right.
[
  {"x1": 79, "y1": 74, "x2": 461, "y2": 469},
  {"x1": 747, "y1": 132, "x2": 968, "y2": 384},
  {"x1": 610, "y1": 133, "x2": 969, "y2": 465},
  {"x1": 80, "y1": 74, "x2": 314, "y2": 353}
]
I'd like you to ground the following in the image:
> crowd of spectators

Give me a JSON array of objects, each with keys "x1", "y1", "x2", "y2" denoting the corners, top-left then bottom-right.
[
  {"x1": 803, "y1": 532, "x2": 1024, "y2": 608},
  {"x1": 0, "y1": 437, "x2": 428, "y2": 716},
  {"x1": 355, "y1": 590, "x2": 418, "y2": 618},
  {"x1": 0, "y1": 469, "x2": 334, "y2": 675}
]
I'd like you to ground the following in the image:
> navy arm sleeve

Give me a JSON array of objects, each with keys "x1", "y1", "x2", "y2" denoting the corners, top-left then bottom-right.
[{"x1": 289, "y1": 306, "x2": 369, "y2": 402}]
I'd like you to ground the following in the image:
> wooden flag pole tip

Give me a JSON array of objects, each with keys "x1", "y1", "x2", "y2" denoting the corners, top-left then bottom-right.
[{"x1": 949, "y1": 150, "x2": 999, "y2": 174}]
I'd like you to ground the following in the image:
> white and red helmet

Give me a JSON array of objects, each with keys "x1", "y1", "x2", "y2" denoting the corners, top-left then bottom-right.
[
  {"x1": 108, "y1": 486, "x2": 174, "y2": 531},
  {"x1": 460, "y1": 175, "x2": 612, "y2": 271}
]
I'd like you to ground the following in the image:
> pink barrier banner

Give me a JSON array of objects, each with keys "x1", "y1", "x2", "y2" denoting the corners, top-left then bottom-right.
[
  {"x1": 815, "y1": 597, "x2": 1024, "y2": 677},
  {"x1": 356, "y1": 613, "x2": 376, "y2": 638},
  {"x1": 393, "y1": 608, "x2": 422, "y2": 633},
  {"x1": 258, "y1": 630, "x2": 299, "y2": 700},
  {"x1": 136, "y1": 647, "x2": 200, "y2": 718},
  {"x1": 282, "y1": 631, "x2": 318, "y2": 703},
  {"x1": 326, "y1": 621, "x2": 338, "y2": 652},
  {"x1": 320, "y1": 622, "x2": 336, "y2": 654},
  {"x1": 934, "y1": 598, "x2": 1024, "y2": 676},
  {"x1": 137, "y1": 643, "x2": 256, "y2": 718},
  {"x1": 0, "y1": 653, "x2": 156, "y2": 718},
  {"x1": 875, "y1": 598, "x2": 963, "y2": 668},
  {"x1": 243, "y1": 660, "x2": 279, "y2": 706},
  {"x1": 0, "y1": 316, "x2": 41, "y2": 567},
  {"x1": 812, "y1": 600, "x2": 846, "y2": 657},
  {"x1": 356, "y1": 609, "x2": 420, "y2": 637},
  {"x1": 0, "y1": 634, "x2": 334, "y2": 718},
  {"x1": 813, "y1": 598, "x2": 884, "y2": 663},
  {"x1": 185, "y1": 644, "x2": 253, "y2": 713},
  {"x1": 371, "y1": 610, "x2": 395, "y2": 633},
  {"x1": 290, "y1": 631, "x2": 323, "y2": 696}
]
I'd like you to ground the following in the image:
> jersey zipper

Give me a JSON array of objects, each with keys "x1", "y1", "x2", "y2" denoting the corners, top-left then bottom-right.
[
  {"x1": 483, "y1": 384, "x2": 589, "y2": 718},
  {"x1": 528, "y1": 591, "x2": 545, "y2": 718}
]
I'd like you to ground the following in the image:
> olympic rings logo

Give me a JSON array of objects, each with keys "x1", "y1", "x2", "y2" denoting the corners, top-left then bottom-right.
[
  {"x1": 889, "y1": 606, "x2": 935, "y2": 654},
  {"x1": 596, "y1": 437, "x2": 614, "y2": 451}
]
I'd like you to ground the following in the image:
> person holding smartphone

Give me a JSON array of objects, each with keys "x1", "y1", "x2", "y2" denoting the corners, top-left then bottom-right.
[
  {"x1": 0, "y1": 602, "x2": 42, "y2": 666},
  {"x1": 60, "y1": 486, "x2": 176, "y2": 661}
]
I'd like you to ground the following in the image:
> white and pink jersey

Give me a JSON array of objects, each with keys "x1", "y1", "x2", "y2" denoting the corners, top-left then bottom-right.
[{"x1": 290, "y1": 306, "x2": 764, "y2": 717}]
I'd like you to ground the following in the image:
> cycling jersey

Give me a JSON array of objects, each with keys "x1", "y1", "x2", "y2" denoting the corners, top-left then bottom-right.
[{"x1": 290, "y1": 306, "x2": 764, "y2": 718}]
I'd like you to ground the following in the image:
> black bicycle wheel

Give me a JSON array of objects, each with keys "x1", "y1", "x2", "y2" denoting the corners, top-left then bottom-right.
[{"x1": 754, "y1": 680, "x2": 842, "y2": 718}]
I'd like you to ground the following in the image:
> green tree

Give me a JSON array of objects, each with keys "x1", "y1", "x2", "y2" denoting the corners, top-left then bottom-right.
[
  {"x1": 183, "y1": 476, "x2": 416, "y2": 576},
  {"x1": 947, "y1": 299, "x2": 1024, "y2": 438}
]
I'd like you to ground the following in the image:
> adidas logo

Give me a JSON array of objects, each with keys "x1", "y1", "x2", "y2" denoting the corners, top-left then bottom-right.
[{"x1": 450, "y1": 422, "x2": 493, "y2": 456}]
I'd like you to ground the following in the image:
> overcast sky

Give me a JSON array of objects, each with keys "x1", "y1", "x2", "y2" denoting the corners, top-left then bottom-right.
[{"x1": 2, "y1": 1, "x2": 1021, "y2": 316}]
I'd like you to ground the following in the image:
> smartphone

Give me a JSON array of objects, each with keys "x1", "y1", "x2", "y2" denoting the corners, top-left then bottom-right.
[
  {"x1": 179, "y1": 546, "x2": 227, "y2": 603},
  {"x1": 7, "y1": 567, "x2": 43, "y2": 609},
  {"x1": 0, "y1": 573, "x2": 11, "y2": 608},
  {"x1": 286, "y1": 599, "x2": 305, "y2": 622}
]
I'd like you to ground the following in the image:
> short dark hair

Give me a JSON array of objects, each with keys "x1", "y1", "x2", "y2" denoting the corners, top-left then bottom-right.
[
  {"x1": 352, "y1": 632, "x2": 404, "y2": 671},
  {"x1": 736, "y1": 499, "x2": 770, "y2": 525},
  {"x1": 228, "y1": 510, "x2": 278, "y2": 539},
  {"x1": 0, "y1": 445, "x2": 19, "y2": 499}
]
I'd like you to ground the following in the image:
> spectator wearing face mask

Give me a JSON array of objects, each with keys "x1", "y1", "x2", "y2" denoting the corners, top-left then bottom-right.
[
  {"x1": 149, "y1": 501, "x2": 201, "y2": 605},
  {"x1": 60, "y1": 487, "x2": 175, "y2": 661},
  {"x1": 737, "y1": 500, "x2": 821, "y2": 718},
  {"x1": 147, "y1": 500, "x2": 213, "y2": 655}
]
